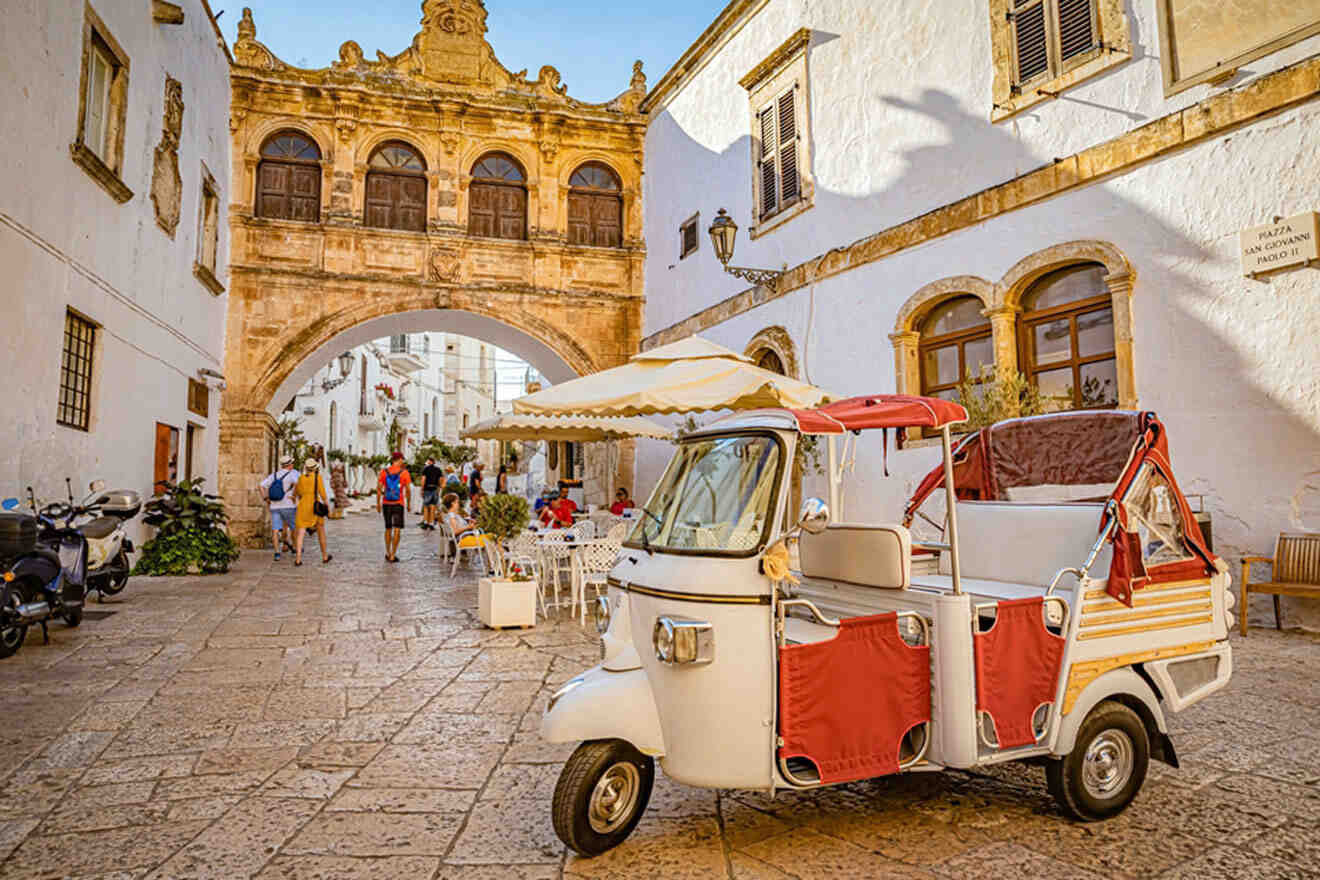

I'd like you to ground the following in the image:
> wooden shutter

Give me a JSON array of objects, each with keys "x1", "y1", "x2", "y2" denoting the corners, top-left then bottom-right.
[
  {"x1": 468, "y1": 182, "x2": 496, "y2": 237},
  {"x1": 365, "y1": 173, "x2": 394, "y2": 228},
  {"x1": 496, "y1": 186, "x2": 526, "y2": 240},
  {"x1": 397, "y1": 176, "x2": 427, "y2": 231},
  {"x1": 1013, "y1": 0, "x2": 1050, "y2": 84},
  {"x1": 567, "y1": 192, "x2": 592, "y2": 245},
  {"x1": 1057, "y1": 0, "x2": 1097, "y2": 61},
  {"x1": 758, "y1": 105, "x2": 778, "y2": 219},
  {"x1": 777, "y1": 89, "x2": 799, "y2": 205},
  {"x1": 592, "y1": 196, "x2": 622, "y2": 247},
  {"x1": 257, "y1": 163, "x2": 289, "y2": 219},
  {"x1": 289, "y1": 166, "x2": 320, "y2": 222}
]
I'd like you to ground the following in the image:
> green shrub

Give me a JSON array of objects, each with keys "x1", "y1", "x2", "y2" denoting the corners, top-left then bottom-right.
[
  {"x1": 327, "y1": 448, "x2": 347, "y2": 462},
  {"x1": 133, "y1": 479, "x2": 239, "y2": 575},
  {"x1": 953, "y1": 368, "x2": 1059, "y2": 431},
  {"x1": 476, "y1": 493, "x2": 530, "y2": 544}
]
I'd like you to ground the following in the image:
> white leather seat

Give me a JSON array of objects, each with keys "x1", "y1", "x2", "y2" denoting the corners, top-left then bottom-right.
[
  {"x1": 799, "y1": 522, "x2": 911, "y2": 590},
  {"x1": 933, "y1": 501, "x2": 1110, "y2": 588}
]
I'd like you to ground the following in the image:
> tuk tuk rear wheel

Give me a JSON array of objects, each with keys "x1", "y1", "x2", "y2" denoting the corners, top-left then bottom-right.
[
  {"x1": 553, "y1": 739, "x2": 654, "y2": 857},
  {"x1": 1048, "y1": 700, "x2": 1149, "y2": 821}
]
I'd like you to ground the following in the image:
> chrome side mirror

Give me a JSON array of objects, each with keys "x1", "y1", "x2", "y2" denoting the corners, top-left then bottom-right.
[{"x1": 797, "y1": 497, "x2": 830, "y2": 535}]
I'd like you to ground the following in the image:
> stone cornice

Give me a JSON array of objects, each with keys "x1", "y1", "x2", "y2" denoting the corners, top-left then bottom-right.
[
  {"x1": 641, "y1": 51, "x2": 1320, "y2": 350},
  {"x1": 642, "y1": 0, "x2": 765, "y2": 114},
  {"x1": 739, "y1": 28, "x2": 811, "y2": 91}
]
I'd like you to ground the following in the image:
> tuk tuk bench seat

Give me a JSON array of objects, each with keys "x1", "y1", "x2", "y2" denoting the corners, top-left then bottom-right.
[
  {"x1": 1240, "y1": 532, "x2": 1320, "y2": 635},
  {"x1": 909, "y1": 573, "x2": 1055, "y2": 603},
  {"x1": 937, "y1": 501, "x2": 1111, "y2": 590}
]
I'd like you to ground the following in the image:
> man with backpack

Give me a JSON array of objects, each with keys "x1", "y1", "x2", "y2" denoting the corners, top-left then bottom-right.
[
  {"x1": 259, "y1": 456, "x2": 300, "y2": 561},
  {"x1": 376, "y1": 451, "x2": 413, "y2": 563}
]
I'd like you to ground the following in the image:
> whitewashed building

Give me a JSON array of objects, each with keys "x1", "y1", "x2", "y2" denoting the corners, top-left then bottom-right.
[
  {"x1": 0, "y1": 0, "x2": 232, "y2": 520},
  {"x1": 640, "y1": 0, "x2": 1320, "y2": 626}
]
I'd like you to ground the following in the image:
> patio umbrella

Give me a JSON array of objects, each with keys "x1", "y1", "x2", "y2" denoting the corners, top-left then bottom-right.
[
  {"x1": 511, "y1": 335, "x2": 835, "y2": 417},
  {"x1": 459, "y1": 412, "x2": 672, "y2": 443}
]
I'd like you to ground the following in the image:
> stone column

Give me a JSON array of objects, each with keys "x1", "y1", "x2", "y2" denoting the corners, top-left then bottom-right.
[
  {"x1": 888, "y1": 330, "x2": 920, "y2": 443},
  {"x1": 983, "y1": 305, "x2": 1021, "y2": 382},
  {"x1": 1105, "y1": 271, "x2": 1137, "y2": 409},
  {"x1": 218, "y1": 407, "x2": 277, "y2": 548}
]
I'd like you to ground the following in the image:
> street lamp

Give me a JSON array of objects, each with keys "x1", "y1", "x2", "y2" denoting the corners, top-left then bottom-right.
[
  {"x1": 321, "y1": 351, "x2": 356, "y2": 392},
  {"x1": 707, "y1": 208, "x2": 783, "y2": 289}
]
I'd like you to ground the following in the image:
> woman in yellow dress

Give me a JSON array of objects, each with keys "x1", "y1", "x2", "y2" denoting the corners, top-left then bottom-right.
[{"x1": 294, "y1": 457, "x2": 332, "y2": 565}]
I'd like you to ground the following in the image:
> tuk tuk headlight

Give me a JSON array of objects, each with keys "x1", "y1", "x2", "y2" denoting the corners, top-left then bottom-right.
[
  {"x1": 594, "y1": 595, "x2": 611, "y2": 635},
  {"x1": 652, "y1": 616, "x2": 713, "y2": 665}
]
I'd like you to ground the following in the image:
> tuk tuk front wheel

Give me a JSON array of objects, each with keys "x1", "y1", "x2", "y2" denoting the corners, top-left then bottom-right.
[
  {"x1": 1048, "y1": 700, "x2": 1149, "y2": 821},
  {"x1": 553, "y1": 739, "x2": 654, "y2": 857}
]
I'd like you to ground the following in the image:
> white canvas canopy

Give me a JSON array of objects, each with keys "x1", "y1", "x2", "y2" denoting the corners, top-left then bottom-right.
[
  {"x1": 459, "y1": 413, "x2": 671, "y2": 443},
  {"x1": 511, "y1": 335, "x2": 835, "y2": 417}
]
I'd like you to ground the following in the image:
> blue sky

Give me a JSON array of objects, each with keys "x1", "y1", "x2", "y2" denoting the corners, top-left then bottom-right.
[{"x1": 229, "y1": 0, "x2": 726, "y2": 104}]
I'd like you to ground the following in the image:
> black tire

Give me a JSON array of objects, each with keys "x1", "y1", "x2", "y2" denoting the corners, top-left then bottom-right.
[
  {"x1": 99, "y1": 550, "x2": 129, "y2": 596},
  {"x1": 63, "y1": 605, "x2": 83, "y2": 628},
  {"x1": 0, "y1": 582, "x2": 28, "y2": 659},
  {"x1": 1048, "y1": 700, "x2": 1149, "y2": 821},
  {"x1": 552, "y1": 739, "x2": 654, "y2": 857}
]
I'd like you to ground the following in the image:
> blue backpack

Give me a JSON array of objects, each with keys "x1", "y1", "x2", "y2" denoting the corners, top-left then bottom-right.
[
  {"x1": 383, "y1": 469, "x2": 403, "y2": 502},
  {"x1": 268, "y1": 470, "x2": 288, "y2": 502}
]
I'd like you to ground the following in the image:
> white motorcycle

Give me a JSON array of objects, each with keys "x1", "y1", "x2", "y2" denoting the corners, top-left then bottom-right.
[{"x1": 40, "y1": 480, "x2": 141, "y2": 598}]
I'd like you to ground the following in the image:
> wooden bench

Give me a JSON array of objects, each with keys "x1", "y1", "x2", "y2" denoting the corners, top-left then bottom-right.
[{"x1": 1240, "y1": 532, "x2": 1320, "y2": 635}]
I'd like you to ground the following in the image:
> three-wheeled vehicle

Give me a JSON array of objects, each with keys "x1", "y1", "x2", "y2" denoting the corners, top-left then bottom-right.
[{"x1": 542, "y1": 397, "x2": 1234, "y2": 856}]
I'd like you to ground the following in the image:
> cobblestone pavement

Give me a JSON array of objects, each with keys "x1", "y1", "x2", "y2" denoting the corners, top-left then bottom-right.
[{"x1": 0, "y1": 512, "x2": 1317, "y2": 879}]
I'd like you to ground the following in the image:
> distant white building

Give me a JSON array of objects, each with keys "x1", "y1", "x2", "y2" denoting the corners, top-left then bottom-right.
[
  {"x1": 640, "y1": 0, "x2": 1320, "y2": 626},
  {"x1": 290, "y1": 332, "x2": 502, "y2": 468},
  {"x1": 0, "y1": 0, "x2": 232, "y2": 521}
]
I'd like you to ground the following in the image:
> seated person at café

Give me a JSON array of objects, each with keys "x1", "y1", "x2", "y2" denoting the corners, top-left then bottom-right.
[
  {"x1": 533, "y1": 489, "x2": 553, "y2": 514},
  {"x1": 610, "y1": 487, "x2": 635, "y2": 515},
  {"x1": 442, "y1": 493, "x2": 490, "y2": 547},
  {"x1": 538, "y1": 491, "x2": 578, "y2": 528}
]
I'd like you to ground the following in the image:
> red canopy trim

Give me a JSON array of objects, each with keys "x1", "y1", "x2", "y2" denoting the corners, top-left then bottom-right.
[
  {"x1": 1103, "y1": 417, "x2": 1216, "y2": 606},
  {"x1": 789, "y1": 395, "x2": 968, "y2": 435}
]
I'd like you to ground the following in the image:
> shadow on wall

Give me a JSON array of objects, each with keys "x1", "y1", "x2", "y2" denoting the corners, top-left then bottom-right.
[{"x1": 648, "y1": 83, "x2": 1320, "y2": 619}]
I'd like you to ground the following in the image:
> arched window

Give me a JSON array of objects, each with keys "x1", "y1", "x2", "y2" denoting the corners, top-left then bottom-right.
[
  {"x1": 365, "y1": 141, "x2": 427, "y2": 232},
  {"x1": 256, "y1": 130, "x2": 321, "y2": 222},
  {"x1": 1019, "y1": 263, "x2": 1116, "y2": 411},
  {"x1": 468, "y1": 153, "x2": 526, "y2": 240},
  {"x1": 567, "y1": 162, "x2": 622, "y2": 247},
  {"x1": 754, "y1": 348, "x2": 785, "y2": 375},
  {"x1": 919, "y1": 296, "x2": 993, "y2": 401}
]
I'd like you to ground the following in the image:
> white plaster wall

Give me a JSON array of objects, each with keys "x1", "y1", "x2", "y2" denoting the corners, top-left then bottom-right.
[
  {"x1": 0, "y1": 0, "x2": 231, "y2": 544},
  {"x1": 644, "y1": 0, "x2": 1320, "y2": 333}
]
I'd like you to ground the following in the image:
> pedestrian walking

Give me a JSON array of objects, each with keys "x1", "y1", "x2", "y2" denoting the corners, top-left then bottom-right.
[
  {"x1": 420, "y1": 456, "x2": 443, "y2": 531},
  {"x1": 496, "y1": 464, "x2": 509, "y2": 494},
  {"x1": 294, "y1": 457, "x2": 333, "y2": 565},
  {"x1": 259, "y1": 456, "x2": 299, "y2": 560},
  {"x1": 444, "y1": 466, "x2": 462, "y2": 489},
  {"x1": 377, "y1": 451, "x2": 412, "y2": 562},
  {"x1": 469, "y1": 462, "x2": 484, "y2": 496}
]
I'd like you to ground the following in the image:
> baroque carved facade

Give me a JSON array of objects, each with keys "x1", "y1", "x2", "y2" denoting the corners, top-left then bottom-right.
[{"x1": 222, "y1": 1, "x2": 647, "y2": 545}]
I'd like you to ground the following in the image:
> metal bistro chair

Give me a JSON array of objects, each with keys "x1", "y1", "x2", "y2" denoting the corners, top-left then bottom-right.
[
  {"x1": 441, "y1": 517, "x2": 490, "y2": 578},
  {"x1": 540, "y1": 529, "x2": 576, "y2": 615},
  {"x1": 605, "y1": 521, "x2": 630, "y2": 544},
  {"x1": 570, "y1": 520, "x2": 597, "y2": 542},
  {"x1": 573, "y1": 537, "x2": 623, "y2": 625},
  {"x1": 505, "y1": 530, "x2": 548, "y2": 617}
]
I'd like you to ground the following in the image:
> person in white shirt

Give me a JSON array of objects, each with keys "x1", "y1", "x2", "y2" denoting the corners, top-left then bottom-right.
[{"x1": 259, "y1": 456, "x2": 300, "y2": 561}]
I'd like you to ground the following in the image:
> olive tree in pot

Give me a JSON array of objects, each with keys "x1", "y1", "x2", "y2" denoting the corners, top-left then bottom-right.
[{"x1": 476, "y1": 493, "x2": 530, "y2": 578}]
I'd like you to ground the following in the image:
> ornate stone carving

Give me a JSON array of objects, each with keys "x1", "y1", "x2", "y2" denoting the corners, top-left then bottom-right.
[
  {"x1": 428, "y1": 247, "x2": 462, "y2": 283},
  {"x1": 608, "y1": 60, "x2": 647, "y2": 113},
  {"x1": 333, "y1": 41, "x2": 364, "y2": 70},
  {"x1": 229, "y1": 108, "x2": 247, "y2": 133},
  {"x1": 150, "y1": 76, "x2": 184, "y2": 237},
  {"x1": 439, "y1": 131, "x2": 460, "y2": 156},
  {"x1": 233, "y1": 8, "x2": 285, "y2": 71},
  {"x1": 416, "y1": 0, "x2": 488, "y2": 84}
]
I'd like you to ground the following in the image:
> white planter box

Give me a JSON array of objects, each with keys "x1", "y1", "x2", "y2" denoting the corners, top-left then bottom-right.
[{"x1": 478, "y1": 577, "x2": 537, "y2": 628}]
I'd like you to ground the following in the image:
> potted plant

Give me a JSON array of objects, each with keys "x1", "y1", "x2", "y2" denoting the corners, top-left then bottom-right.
[
  {"x1": 476, "y1": 493, "x2": 535, "y2": 628},
  {"x1": 133, "y1": 479, "x2": 240, "y2": 575}
]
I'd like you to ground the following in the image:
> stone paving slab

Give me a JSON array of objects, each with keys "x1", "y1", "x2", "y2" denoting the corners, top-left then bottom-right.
[{"x1": 0, "y1": 513, "x2": 1314, "y2": 878}]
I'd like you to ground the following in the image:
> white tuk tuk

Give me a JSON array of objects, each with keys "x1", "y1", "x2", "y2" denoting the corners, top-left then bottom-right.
[{"x1": 541, "y1": 397, "x2": 1234, "y2": 856}]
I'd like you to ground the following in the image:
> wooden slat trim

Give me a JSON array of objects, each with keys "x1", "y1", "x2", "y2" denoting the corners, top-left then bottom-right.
[
  {"x1": 1083, "y1": 586, "x2": 1211, "y2": 613},
  {"x1": 1076, "y1": 614, "x2": 1213, "y2": 641},
  {"x1": 1243, "y1": 583, "x2": 1320, "y2": 598},
  {"x1": 1062, "y1": 640, "x2": 1215, "y2": 714},
  {"x1": 1081, "y1": 599, "x2": 1212, "y2": 628},
  {"x1": 1083, "y1": 578, "x2": 1210, "y2": 601}
]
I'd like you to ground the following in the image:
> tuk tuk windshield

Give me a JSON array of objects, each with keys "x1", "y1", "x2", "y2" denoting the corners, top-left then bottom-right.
[{"x1": 628, "y1": 433, "x2": 783, "y2": 555}]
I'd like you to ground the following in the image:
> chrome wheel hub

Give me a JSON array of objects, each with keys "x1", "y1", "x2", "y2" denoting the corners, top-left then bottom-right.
[
  {"x1": 1082, "y1": 729, "x2": 1134, "y2": 798},
  {"x1": 587, "y1": 761, "x2": 640, "y2": 834}
]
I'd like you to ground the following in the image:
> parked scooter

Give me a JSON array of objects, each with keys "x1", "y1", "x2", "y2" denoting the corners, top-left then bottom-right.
[
  {"x1": 0, "y1": 498, "x2": 89, "y2": 657},
  {"x1": 41, "y1": 480, "x2": 140, "y2": 599}
]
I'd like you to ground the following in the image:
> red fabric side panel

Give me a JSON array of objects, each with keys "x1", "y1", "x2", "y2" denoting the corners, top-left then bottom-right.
[
  {"x1": 973, "y1": 598, "x2": 1065, "y2": 749},
  {"x1": 778, "y1": 613, "x2": 931, "y2": 783},
  {"x1": 1106, "y1": 528, "x2": 1149, "y2": 605}
]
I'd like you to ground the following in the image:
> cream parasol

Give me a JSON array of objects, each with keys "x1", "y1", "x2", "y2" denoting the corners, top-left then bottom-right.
[
  {"x1": 459, "y1": 412, "x2": 672, "y2": 443},
  {"x1": 511, "y1": 335, "x2": 835, "y2": 417}
]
